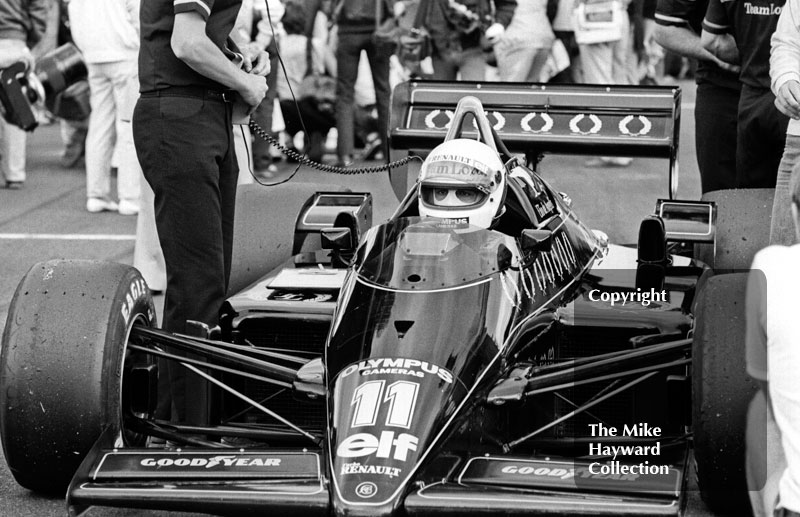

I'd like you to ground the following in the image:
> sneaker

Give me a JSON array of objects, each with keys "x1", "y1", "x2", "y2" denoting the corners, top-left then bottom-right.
[
  {"x1": 336, "y1": 155, "x2": 354, "y2": 168},
  {"x1": 360, "y1": 135, "x2": 383, "y2": 161},
  {"x1": 118, "y1": 199, "x2": 140, "y2": 215},
  {"x1": 5, "y1": 181, "x2": 24, "y2": 190},
  {"x1": 86, "y1": 197, "x2": 119, "y2": 213}
]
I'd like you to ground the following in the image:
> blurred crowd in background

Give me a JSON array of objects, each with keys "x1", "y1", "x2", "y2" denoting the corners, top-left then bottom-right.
[
  {"x1": 2, "y1": 0, "x2": 679, "y2": 199},
  {"x1": 2, "y1": 0, "x2": 798, "y2": 276}
]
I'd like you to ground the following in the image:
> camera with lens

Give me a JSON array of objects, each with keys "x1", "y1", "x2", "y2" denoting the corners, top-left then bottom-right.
[
  {"x1": 445, "y1": 0, "x2": 483, "y2": 34},
  {"x1": 0, "y1": 43, "x2": 88, "y2": 131}
]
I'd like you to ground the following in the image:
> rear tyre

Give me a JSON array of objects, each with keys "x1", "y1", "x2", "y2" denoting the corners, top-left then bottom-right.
[
  {"x1": 0, "y1": 260, "x2": 156, "y2": 494},
  {"x1": 692, "y1": 273, "x2": 757, "y2": 515},
  {"x1": 695, "y1": 188, "x2": 773, "y2": 271},
  {"x1": 229, "y1": 183, "x2": 350, "y2": 294}
]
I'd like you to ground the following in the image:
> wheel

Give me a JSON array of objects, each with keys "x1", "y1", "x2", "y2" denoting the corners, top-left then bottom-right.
[
  {"x1": 692, "y1": 273, "x2": 758, "y2": 514},
  {"x1": 229, "y1": 183, "x2": 350, "y2": 295},
  {"x1": 0, "y1": 260, "x2": 156, "y2": 494},
  {"x1": 695, "y1": 188, "x2": 774, "y2": 271}
]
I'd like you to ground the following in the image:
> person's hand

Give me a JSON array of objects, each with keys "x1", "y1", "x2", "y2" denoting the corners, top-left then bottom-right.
[
  {"x1": 0, "y1": 41, "x2": 33, "y2": 70},
  {"x1": 247, "y1": 49, "x2": 271, "y2": 76},
  {"x1": 484, "y1": 23, "x2": 504, "y2": 44},
  {"x1": 702, "y1": 32, "x2": 740, "y2": 68},
  {"x1": 776, "y1": 79, "x2": 800, "y2": 120},
  {"x1": 239, "y1": 43, "x2": 270, "y2": 76},
  {"x1": 238, "y1": 73, "x2": 268, "y2": 109},
  {"x1": 709, "y1": 54, "x2": 740, "y2": 74}
]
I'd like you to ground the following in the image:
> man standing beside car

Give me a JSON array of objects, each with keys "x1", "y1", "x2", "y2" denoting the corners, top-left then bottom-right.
[
  {"x1": 132, "y1": 0, "x2": 269, "y2": 422},
  {"x1": 702, "y1": 0, "x2": 788, "y2": 189},
  {"x1": 654, "y1": 0, "x2": 740, "y2": 194},
  {"x1": 768, "y1": 0, "x2": 800, "y2": 246}
]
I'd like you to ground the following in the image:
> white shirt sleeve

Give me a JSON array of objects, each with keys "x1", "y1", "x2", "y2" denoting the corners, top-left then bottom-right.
[
  {"x1": 771, "y1": 0, "x2": 800, "y2": 96},
  {"x1": 746, "y1": 253, "x2": 769, "y2": 381}
]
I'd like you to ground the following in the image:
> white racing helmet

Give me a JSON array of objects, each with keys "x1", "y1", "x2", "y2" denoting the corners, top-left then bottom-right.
[{"x1": 417, "y1": 138, "x2": 506, "y2": 228}]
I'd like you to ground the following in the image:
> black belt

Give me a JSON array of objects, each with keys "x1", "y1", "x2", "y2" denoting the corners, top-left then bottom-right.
[{"x1": 141, "y1": 86, "x2": 234, "y2": 102}]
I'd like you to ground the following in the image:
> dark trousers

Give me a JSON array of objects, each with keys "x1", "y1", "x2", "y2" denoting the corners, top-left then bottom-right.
[
  {"x1": 280, "y1": 98, "x2": 335, "y2": 161},
  {"x1": 133, "y1": 94, "x2": 237, "y2": 422},
  {"x1": 334, "y1": 29, "x2": 392, "y2": 159},
  {"x1": 550, "y1": 31, "x2": 580, "y2": 84},
  {"x1": 736, "y1": 84, "x2": 790, "y2": 189},
  {"x1": 695, "y1": 82, "x2": 740, "y2": 193},
  {"x1": 133, "y1": 94, "x2": 237, "y2": 333}
]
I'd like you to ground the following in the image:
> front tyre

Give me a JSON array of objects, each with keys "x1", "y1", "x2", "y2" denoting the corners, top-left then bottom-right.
[
  {"x1": 0, "y1": 260, "x2": 156, "y2": 494},
  {"x1": 692, "y1": 273, "x2": 756, "y2": 515}
]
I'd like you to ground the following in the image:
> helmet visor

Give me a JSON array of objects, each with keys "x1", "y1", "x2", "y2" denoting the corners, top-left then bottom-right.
[{"x1": 421, "y1": 185, "x2": 487, "y2": 208}]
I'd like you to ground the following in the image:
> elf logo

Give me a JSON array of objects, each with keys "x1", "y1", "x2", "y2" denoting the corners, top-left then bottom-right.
[{"x1": 337, "y1": 431, "x2": 419, "y2": 462}]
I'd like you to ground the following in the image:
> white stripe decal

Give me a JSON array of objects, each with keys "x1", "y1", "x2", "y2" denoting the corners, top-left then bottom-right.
[
  {"x1": 0, "y1": 233, "x2": 135, "y2": 241},
  {"x1": 174, "y1": 0, "x2": 211, "y2": 17},
  {"x1": 702, "y1": 19, "x2": 729, "y2": 30},
  {"x1": 655, "y1": 13, "x2": 687, "y2": 23}
]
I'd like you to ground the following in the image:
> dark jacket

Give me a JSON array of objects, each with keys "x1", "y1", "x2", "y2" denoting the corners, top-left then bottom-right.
[
  {"x1": 426, "y1": 0, "x2": 516, "y2": 56},
  {"x1": 0, "y1": 0, "x2": 50, "y2": 48},
  {"x1": 333, "y1": 0, "x2": 397, "y2": 33}
]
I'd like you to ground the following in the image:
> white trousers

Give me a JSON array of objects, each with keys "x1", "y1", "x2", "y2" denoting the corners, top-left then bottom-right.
[
  {"x1": 578, "y1": 14, "x2": 632, "y2": 85},
  {"x1": 0, "y1": 117, "x2": 26, "y2": 182},
  {"x1": 85, "y1": 59, "x2": 140, "y2": 202}
]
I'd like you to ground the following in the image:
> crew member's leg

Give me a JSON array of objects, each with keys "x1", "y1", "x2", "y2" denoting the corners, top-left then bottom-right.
[
  {"x1": 431, "y1": 52, "x2": 458, "y2": 80},
  {"x1": 133, "y1": 94, "x2": 236, "y2": 421},
  {"x1": 610, "y1": 15, "x2": 631, "y2": 85},
  {"x1": 335, "y1": 30, "x2": 363, "y2": 165},
  {"x1": 85, "y1": 62, "x2": 118, "y2": 211},
  {"x1": 111, "y1": 59, "x2": 141, "y2": 214},
  {"x1": 495, "y1": 43, "x2": 533, "y2": 82},
  {"x1": 133, "y1": 173, "x2": 166, "y2": 292},
  {"x1": 458, "y1": 46, "x2": 487, "y2": 81},
  {"x1": 579, "y1": 42, "x2": 613, "y2": 84},
  {"x1": 0, "y1": 118, "x2": 26, "y2": 186},
  {"x1": 770, "y1": 136, "x2": 800, "y2": 245},
  {"x1": 736, "y1": 85, "x2": 789, "y2": 189},
  {"x1": 135, "y1": 96, "x2": 234, "y2": 332},
  {"x1": 695, "y1": 82, "x2": 739, "y2": 194},
  {"x1": 366, "y1": 36, "x2": 392, "y2": 157}
]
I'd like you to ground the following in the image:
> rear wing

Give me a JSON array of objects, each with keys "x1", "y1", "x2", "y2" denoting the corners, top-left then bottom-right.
[{"x1": 388, "y1": 81, "x2": 682, "y2": 199}]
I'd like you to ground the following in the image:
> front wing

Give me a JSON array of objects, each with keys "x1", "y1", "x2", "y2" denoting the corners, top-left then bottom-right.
[{"x1": 68, "y1": 429, "x2": 687, "y2": 516}]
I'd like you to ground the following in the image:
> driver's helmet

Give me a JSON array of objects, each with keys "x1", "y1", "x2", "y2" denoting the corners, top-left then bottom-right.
[{"x1": 417, "y1": 138, "x2": 506, "y2": 229}]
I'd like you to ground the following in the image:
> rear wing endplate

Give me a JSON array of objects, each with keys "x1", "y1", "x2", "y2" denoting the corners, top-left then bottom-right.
[{"x1": 389, "y1": 81, "x2": 681, "y2": 199}]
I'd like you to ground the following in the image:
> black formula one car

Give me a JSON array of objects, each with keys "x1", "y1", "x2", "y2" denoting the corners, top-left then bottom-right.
[{"x1": 1, "y1": 82, "x2": 763, "y2": 516}]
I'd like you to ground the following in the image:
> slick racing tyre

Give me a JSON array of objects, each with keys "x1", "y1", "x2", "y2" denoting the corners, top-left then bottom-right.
[
  {"x1": 695, "y1": 188, "x2": 773, "y2": 272},
  {"x1": 0, "y1": 260, "x2": 156, "y2": 494},
  {"x1": 692, "y1": 273, "x2": 757, "y2": 515}
]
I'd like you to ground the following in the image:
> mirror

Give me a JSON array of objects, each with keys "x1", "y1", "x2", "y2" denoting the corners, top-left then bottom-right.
[
  {"x1": 321, "y1": 227, "x2": 353, "y2": 251},
  {"x1": 520, "y1": 229, "x2": 553, "y2": 253}
]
